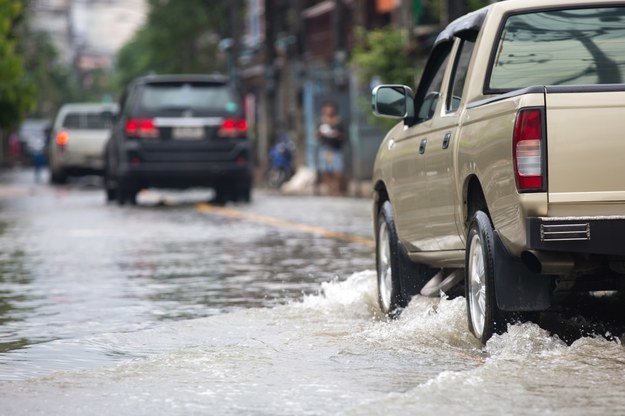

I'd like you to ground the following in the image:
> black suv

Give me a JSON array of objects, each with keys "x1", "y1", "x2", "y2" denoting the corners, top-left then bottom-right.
[{"x1": 105, "y1": 74, "x2": 252, "y2": 205}]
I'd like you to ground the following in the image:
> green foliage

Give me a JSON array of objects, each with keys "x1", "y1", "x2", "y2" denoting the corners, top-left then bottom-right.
[
  {"x1": 350, "y1": 26, "x2": 419, "y2": 129},
  {"x1": 17, "y1": 31, "x2": 81, "y2": 118},
  {"x1": 0, "y1": 0, "x2": 36, "y2": 130},
  {"x1": 468, "y1": 0, "x2": 493, "y2": 12},
  {"x1": 351, "y1": 26, "x2": 418, "y2": 88},
  {"x1": 116, "y1": 0, "x2": 229, "y2": 88}
]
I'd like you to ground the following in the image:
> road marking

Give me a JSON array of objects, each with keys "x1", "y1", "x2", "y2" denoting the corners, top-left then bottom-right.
[{"x1": 196, "y1": 203, "x2": 375, "y2": 248}]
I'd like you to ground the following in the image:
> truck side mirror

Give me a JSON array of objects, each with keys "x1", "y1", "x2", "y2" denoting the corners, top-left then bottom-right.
[{"x1": 372, "y1": 85, "x2": 415, "y2": 119}]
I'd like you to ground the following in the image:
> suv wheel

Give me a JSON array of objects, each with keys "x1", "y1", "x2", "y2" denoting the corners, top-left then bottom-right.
[
  {"x1": 212, "y1": 185, "x2": 230, "y2": 206},
  {"x1": 50, "y1": 168, "x2": 67, "y2": 185},
  {"x1": 237, "y1": 186, "x2": 252, "y2": 203},
  {"x1": 117, "y1": 181, "x2": 138, "y2": 206},
  {"x1": 104, "y1": 167, "x2": 117, "y2": 203},
  {"x1": 465, "y1": 210, "x2": 506, "y2": 344},
  {"x1": 106, "y1": 188, "x2": 117, "y2": 203}
]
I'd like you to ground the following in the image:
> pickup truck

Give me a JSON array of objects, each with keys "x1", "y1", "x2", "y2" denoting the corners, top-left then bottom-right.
[
  {"x1": 371, "y1": 0, "x2": 625, "y2": 344},
  {"x1": 49, "y1": 103, "x2": 118, "y2": 184}
]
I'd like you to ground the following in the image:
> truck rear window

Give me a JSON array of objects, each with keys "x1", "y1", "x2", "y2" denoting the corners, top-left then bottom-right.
[
  {"x1": 138, "y1": 83, "x2": 238, "y2": 113},
  {"x1": 489, "y1": 7, "x2": 625, "y2": 91},
  {"x1": 62, "y1": 112, "x2": 113, "y2": 130}
]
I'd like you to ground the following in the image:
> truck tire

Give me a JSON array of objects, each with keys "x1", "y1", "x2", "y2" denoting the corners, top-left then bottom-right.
[
  {"x1": 465, "y1": 210, "x2": 507, "y2": 344},
  {"x1": 376, "y1": 201, "x2": 430, "y2": 318}
]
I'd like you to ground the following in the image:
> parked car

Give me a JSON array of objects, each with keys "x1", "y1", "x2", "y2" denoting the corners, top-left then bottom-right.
[
  {"x1": 370, "y1": 0, "x2": 625, "y2": 344},
  {"x1": 104, "y1": 74, "x2": 252, "y2": 205},
  {"x1": 48, "y1": 103, "x2": 118, "y2": 183}
]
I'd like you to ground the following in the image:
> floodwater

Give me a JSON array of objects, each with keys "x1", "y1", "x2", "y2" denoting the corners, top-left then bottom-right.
[{"x1": 0, "y1": 170, "x2": 624, "y2": 415}]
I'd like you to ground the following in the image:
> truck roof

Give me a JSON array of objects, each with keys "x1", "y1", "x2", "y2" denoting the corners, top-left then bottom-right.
[
  {"x1": 435, "y1": 5, "x2": 492, "y2": 46},
  {"x1": 435, "y1": 0, "x2": 625, "y2": 46},
  {"x1": 58, "y1": 102, "x2": 119, "y2": 113},
  {"x1": 131, "y1": 74, "x2": 229, "y2": 86}
]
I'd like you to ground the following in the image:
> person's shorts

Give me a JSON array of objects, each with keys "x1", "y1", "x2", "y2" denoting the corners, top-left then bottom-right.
[{"x1": 318, "y1": 146, "x2": 344, "y2": 173}]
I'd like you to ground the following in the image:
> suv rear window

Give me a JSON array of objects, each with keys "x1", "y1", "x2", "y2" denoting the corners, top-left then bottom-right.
[
  {"x1": 489, "y1": 7, "x2": 625, "y2": 91},
  {"x1": 62, "y1": 112, "x2": 113, "y2": 129},
  {"x1": 138, "y1": 83, "x2": 238, "y2": 113}
]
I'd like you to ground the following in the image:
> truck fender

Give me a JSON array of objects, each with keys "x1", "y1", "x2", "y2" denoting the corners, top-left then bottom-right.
[{"x1": 493, "y1": 230, "x2": 553, "y2": 311}]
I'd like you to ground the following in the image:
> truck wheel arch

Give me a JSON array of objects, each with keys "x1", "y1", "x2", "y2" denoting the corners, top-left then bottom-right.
[
  {"x1": 373, "y1": 180, "x2": 390, "y2": 218},
  {"x1": 463, "y1": 176, "x2": 490, "y2": 231}
]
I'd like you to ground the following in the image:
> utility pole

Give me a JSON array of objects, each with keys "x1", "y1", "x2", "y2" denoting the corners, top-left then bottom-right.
[
  {"x1": 442, "y1": 0, "x2": 468, "y2": 25},
  {"x1": 260, "y1": 0, "x2": 277, "y2": 173},
  {"x1": 229, "y1": 0, "x2": 242, "y2": 89},
  {"x1": 332, "y1": 0, "x2": 351, "y2": 181},
  {"x1": 289, "y1": 0, "x2": 306, "y2": 167},
  {"x1": 332, "y1": 0, "x2": 348, "y2": 103},
  {"x1": 400, "y1": 0, "x2": 415, "y2": 45}
]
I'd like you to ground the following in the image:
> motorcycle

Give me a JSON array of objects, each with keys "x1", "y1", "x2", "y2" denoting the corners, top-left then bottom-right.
[{"x1": 267, "y1": 133, "x2": 295, "y2": 189}]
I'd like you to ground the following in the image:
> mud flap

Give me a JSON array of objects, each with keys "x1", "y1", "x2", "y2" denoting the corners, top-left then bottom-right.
[
  {"x1": 398, "y1": 244, "x2": 436, "y2": 300},
  {"x1": 493, "y1": 231, "x2": 552, "y2": 311}
]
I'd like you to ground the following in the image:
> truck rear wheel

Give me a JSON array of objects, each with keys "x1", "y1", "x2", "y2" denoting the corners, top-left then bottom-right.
[{"x1": 465, "y1": 210, "x2": 506, "y2": 344}]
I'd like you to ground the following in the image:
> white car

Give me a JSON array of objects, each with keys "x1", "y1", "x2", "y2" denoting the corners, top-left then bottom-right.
[{"x1": 49, "y1": 103, "x2": 118, "y2": 184}]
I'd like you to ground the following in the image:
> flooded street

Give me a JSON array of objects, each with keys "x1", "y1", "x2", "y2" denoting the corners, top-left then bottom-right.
[{"x1": 0, "y1": 169, "x2": 624, "y2": 415}]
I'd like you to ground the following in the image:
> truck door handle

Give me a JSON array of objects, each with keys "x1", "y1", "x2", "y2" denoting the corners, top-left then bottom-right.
[
  {"x1": 442, "y1": 132, "x2": 452, "y2": 149},
  {"x1": 419, "y1": 138, "x2": 428, "y2": 155}
]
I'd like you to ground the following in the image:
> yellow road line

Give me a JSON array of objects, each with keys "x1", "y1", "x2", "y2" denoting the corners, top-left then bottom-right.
[{"x1": 196, "y1": 203, "x2": 375, "y2": 248}]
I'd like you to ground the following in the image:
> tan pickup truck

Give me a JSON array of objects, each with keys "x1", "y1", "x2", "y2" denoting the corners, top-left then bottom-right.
[{"x1": 371, "y1": 0, "x2": 625, "y2": 343}]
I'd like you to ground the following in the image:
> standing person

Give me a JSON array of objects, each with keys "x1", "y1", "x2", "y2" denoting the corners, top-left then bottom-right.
[
  {"x1": 8, "y1": 132, "x2": 21, "y2": 167},
  {"x1": 316, "y1": 101, "x2": 345, "y2": 196},
  {"x1": 32, "y1": 140, "x2": 46, "y2": 183}
]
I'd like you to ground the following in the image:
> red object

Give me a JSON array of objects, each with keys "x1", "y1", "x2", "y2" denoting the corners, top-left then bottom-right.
[
  {"x1": 125, "y1": 119, "x2": 159, "y2": 138},
  {"x1": 513, "y1": 108, "x2": 544, "y2": 191},
  {"x1": 56, "y1": 131, "x2": 69, "y2": 146},
  {"x1": 376, "y1": 0, "x2": 396, "y2": 13},
  {"x1": 218, "y1": 119, "x2": 248, "y2": 138}
]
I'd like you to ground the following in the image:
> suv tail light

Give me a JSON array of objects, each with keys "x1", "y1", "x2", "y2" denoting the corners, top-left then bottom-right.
[
  {"x1": 218, "y1": 118, "x2": 247, "y2": 138},
  {"x1": 56, "y1": 130, "x2": 69, "y2": 146},
  {"x1": 513, "y1": 108, "x2": 545, "y2": 192},
  {"x1": 125, "y1": 118, "x2": 159, "y2": 139}
]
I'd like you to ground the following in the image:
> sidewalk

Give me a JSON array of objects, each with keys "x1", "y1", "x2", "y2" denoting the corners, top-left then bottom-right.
[
  {"x1": 0, "y1": 167, "x2": 46, "y2": 200},
  {"x1": 264, "y1": 166, "x2": 373, "y2": 199}
]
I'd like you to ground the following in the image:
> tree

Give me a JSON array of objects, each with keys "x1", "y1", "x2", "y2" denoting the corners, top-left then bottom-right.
[
  {"x1": 351, "y1": 26, "x2": 419, "y2": 129},
  {"x1": 351, "y1": 26, "x2": 418, "y2": 88},
  {"x1": 116, "y1": 0, "x2": 230, "y2": 88},
  {"x1": 349, "y1": 1, "x2": 499, "y2": 128},
  {"x1": 17, "y1": 30, "x2": 80, "y2": 118},
  {"x1": 0, "y1": 0, "x2": 36, "y2": 131}
]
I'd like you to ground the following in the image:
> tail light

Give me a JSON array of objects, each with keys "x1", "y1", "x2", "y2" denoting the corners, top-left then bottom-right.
[
  {"x1": 56, "y1": 131, "x2": 69, "y2": 146},
  {"x1": 125, "y1": 118, "x2": 159, "y2": 139},
  {"x1": 218, "y1": 118, "x2": 247, "y2": 138},
  {"x1": 513, "y1": 108, "x2": 545, "y2": 192}
]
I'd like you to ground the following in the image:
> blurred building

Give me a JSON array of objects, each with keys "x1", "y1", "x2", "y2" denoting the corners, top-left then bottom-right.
[
  {"x1": 29, "y1": 0, "x2": 73, "y2": 65},
  {"x1": 238, "y1": 0, "x2": 414, "y2": 179},
  {"x1": 238, "y1": 0, "x2": 459, "y2": 182},
  {"x1": 71, "y1": 0, "x2": 147, "y2": 77},
  {"x1": 29, "y1": 0, "x2": 147, "y2": 87}
]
